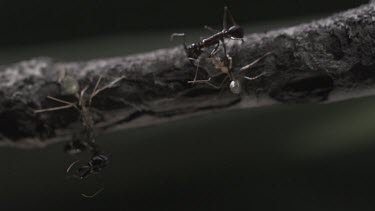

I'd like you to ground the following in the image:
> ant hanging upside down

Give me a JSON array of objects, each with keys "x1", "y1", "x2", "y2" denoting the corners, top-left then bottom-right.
[
  {"x1": 35, "y1": 75, "x2": 124, "y2": 198},
  {"x1": 192, "y1": 51, "x2": 272, "y2": 94},
  {"x1": 171, "y1": 6, "x2": 272, "y2": 94}
]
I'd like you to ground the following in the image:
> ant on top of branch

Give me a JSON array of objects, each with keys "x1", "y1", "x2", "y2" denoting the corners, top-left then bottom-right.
[
  {"x1": 171, "y1": 6, "x2": 271, "y2": 94},
  {"x1": 34, "y1": 74, "x2": 125, "y2": 198},
  {"x1": 171, "y1": 6, "x2": 244, "y2": 65}
]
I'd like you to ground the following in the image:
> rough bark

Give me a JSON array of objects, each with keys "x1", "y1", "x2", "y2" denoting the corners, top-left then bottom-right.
[{"x1": 1, "y1": 3, "x2": 375, "y2": 148}]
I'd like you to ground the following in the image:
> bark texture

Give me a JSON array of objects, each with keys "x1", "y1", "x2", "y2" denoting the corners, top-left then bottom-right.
[{"x1": 1, "y1": 3, "x2": 375, "y2": 148}]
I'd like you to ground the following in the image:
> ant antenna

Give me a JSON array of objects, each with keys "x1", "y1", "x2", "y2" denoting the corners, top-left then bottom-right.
[
  {"x1": 66, "y1": 160, "x2": 80, "y2": 173},
  {"x1": 170, "y1": 33, "x2": 188, "y2": 52},
  {"x1": 81, "y1": 188, "x2": 104, "y2": 198}
]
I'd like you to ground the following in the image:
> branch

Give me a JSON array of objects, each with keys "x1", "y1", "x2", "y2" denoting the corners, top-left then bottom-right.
[{"x1": 1, "y1": 3, "x2": 375, "y2": 148}]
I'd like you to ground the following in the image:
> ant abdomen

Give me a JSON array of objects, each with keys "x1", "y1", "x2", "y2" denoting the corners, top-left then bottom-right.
[{"x1": 229, "y1": 79, "x2": 242, "y2": 94}]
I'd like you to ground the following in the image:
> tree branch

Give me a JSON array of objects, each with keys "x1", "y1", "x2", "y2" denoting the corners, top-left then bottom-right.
[{"x1": 1, "y1": 3, "x2": 375, "y2": 148}]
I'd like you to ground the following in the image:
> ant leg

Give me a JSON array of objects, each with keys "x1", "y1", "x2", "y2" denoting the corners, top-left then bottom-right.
[
  {"x1": 227, "y1": 54, "x2": 233, "y2": 70},
  {"x1": 239, "y1": 52, "x2": 273, "y2": 72},
  {"x1": 204, "y1": 25, "x2": 220, "y2": 33},
  {"x1": 81, "y1": 188, "x2": 104, "y2": 198},
  {"x1": 92, "y1": 76, "x2": 102, "y2": 97},
  {"x1": 47, "y1": 96, "x2": 76, "y2": 106},
  {"x1": 188, "y1": 74, "x2": 229, "y2": 90},
  {"x1": 82, "y1": 175, "x2": 105, "y2": 198},
  {"x1": 188, "y1": 78, "x2": 219, "y2": 89},
  {"x1": 217, "y1": 75, "x2": 230, "y2": 88},
  {"x1": 187, "y1": 78, "x2": 211, "y2": 84},
  {"x1": 187, "y1": 58, "x2": 200, "y2": 82},
  {"x1": 34, "y1": 104, "x2": 75, "y2": 113},
  {"x1": 95, "y1": 76, "x2": 125, "y2": 96},
  {"x1": 78, "y1": 85, "x2": 89, "y2": 106},
  {"x1": 207, "y1": 74, "x2": 230, "y2": 89},
  {"x1": 34, "y1": 96, "x2": 77, "y2": 113},
  {"x1": 87, "y1": 76, "x2": 102, "y2": 105},
  {"x1": 226, "y1": 6, "x2": 238, "y2": 26},
  {"x1": 210, "y1": 43, "x2": 220, "y2": 57},
  {"x1": 244, "y1": 72, "x2": 266, "y2": 81},
  {"x1": 221, "y1": 39, "x2": 227, "y2": 56},
  {"x1": 89, "y1": 76, "x2": 125, "y2": 105},
  {"x1": 223, "y1": 6, "x2": 228, "y2": 30},
  {"x1": 188, "y1": 58, "x2": 211, "y2": 83}
]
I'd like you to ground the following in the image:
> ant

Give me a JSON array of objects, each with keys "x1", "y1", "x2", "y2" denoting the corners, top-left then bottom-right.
[
  {"x1": 171, "y1": 6, "x2": 244, "y2": 65},
  {"x1": 34, "y1": 75, "x2": 125, "y2": 197},
  {"x1": 171, "y1": 6, "x2": 271, "y2": 94},
  {"x1": 189, "y1": 50, "x2": 272, "y2": 94}
]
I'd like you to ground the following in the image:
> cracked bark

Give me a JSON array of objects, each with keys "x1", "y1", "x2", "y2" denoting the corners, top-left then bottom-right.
[{"x1": 1, "y1": 3, "x2": 375, "y2": 148}]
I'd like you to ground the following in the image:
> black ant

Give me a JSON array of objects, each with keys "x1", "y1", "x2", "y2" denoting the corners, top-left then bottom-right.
[
  {"x1": 171, "y1": 6, "x2": 244, "y2": 64},
  {"x1": 171, "y1": 6, "x2": 271, "y2": 94},
  {"x1": 66, "y1": 148, "x2": 108, "y2": 198},
  {"x1": 74, "y1": 151, "x2": 109, "y2": 180},
  {"x1": 34, "y1": 75, "x2": 124, "y2": 197}
]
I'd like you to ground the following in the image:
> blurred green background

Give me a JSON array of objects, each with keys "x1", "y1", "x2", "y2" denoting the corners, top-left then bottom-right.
[{"x1": 1, "y1": 0, "x2": 375, "y2": 210}]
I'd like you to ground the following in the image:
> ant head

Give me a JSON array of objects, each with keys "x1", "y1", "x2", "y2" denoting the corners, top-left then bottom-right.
[
  {"x1": 186, "y1": 43, "x2": 203, "y2": 59},
  {"x1": 90, "y1": 153, "x2": 109, "y2": 172},
  {"x1": 227, "y1": 25, "x2": 244, "y2": 39},
  {"x1": 229, "y1": 79, "x2": 242, "y2": 94}
]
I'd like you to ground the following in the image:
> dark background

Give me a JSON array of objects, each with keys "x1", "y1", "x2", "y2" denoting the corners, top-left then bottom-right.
[
  {"x1": 1, "y1": 0, "x2": 375, "y2": 211},
  {"x1": 0, "y1": 0, "x2": 367, "y2": 47}
]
